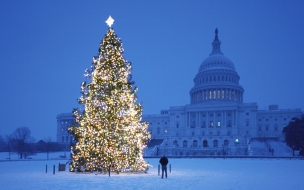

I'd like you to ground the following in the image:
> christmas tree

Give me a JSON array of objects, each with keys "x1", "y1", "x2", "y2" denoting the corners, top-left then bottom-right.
[{"x1": 69, "y1": 16, "x2": 150, "y2": 173}]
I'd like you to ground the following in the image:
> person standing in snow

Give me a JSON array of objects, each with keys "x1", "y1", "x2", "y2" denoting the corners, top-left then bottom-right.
[{"x1": 159, "y1": 155, "x2": 169, "y2": 178}]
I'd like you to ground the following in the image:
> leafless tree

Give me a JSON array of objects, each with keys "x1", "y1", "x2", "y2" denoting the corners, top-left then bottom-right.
[
  {"x1": 5, "y1": 134, "x2": 14, "y2": 160},
  {"x1": 0, "y1": 135, "x2": 5, "y2": 151},
  {"x1": 44, "y1": 137, "x2": 54, "y2": 160},
  {"x1": 12, "y1": 127, "x2": 35, "y2": 159}
]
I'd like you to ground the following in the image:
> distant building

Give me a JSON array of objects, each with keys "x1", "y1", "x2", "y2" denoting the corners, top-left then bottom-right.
[
  {"x1": 56, "y1": 29, "x2": 302, "y2": 156},
  {"x1": 56, "y1": 113, "x2": 75, "y2": 145}
]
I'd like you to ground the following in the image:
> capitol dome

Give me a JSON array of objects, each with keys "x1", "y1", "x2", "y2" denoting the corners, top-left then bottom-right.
[
  {"x1": 190, "y1": 28, "x2": 244, "y2": 104},
  {"x1": 199, "y1": 28, "x2": 235, "y2": 72},
  {"x1": 199, "y1": 54, "x2": 235, "y2": 72}
]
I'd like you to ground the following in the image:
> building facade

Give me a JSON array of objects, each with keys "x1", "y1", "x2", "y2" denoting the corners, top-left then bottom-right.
[
  {"x1": 56, "y1": 113, "x2": 76, "y2": 145},
  {"x1": 142, "y1": 29, "x2": 302, "y2": 156},
  {"x1": 56, "y1": 29, "x2": 302, "y2": 156}
]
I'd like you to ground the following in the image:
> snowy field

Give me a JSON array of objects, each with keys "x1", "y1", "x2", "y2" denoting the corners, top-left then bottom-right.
[{"x1": 0, "y1": 152, "x2": 304, "y2": 190}]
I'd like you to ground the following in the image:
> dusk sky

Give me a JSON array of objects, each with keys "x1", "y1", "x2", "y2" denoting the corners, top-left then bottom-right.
[{"x1": 1, "y1": 1, "x2": 304, "y2": 141}]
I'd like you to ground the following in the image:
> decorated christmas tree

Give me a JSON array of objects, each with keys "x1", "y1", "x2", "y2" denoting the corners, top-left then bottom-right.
[{"x1": 69, "y1": 16, "x2": 150, "y2": 173}]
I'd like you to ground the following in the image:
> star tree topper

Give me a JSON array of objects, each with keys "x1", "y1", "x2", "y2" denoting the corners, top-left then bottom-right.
[{"x1": 106, "y1": 16, "x2": 114, "y2": 28}]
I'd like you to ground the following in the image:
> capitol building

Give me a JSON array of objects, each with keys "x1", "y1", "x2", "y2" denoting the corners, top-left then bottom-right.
[{"x1": 57, "y1": 29, "x2": 302, "y2": 156}]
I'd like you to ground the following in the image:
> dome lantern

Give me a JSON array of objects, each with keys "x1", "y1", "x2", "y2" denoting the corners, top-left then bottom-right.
[{"x1": 210, "y1": 28, "x2": 223, "y2": 55}]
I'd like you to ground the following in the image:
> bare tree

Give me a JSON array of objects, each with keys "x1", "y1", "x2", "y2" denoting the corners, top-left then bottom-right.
[
  {"x1": 44, "y1": 137, "x2": 54, "y2": 160},
  {"x1": 5, "y1": 134, "x2": 14, "y2": 160},
  {"x1": 12, "y1": 127, "x2": 34, "y2": 159},
  {"x1": 0, "y1": 135, "x2": 5, "y2": 151}
]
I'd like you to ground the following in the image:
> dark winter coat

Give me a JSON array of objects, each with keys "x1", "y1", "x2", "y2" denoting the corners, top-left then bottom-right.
[{"x1": 159, "y1": 156, "x2": 168, "y2": 166}]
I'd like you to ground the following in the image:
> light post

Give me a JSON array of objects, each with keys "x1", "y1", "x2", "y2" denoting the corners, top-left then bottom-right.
[{"x1": 293, "y1": 145, "x2": 295, "y2": 156}]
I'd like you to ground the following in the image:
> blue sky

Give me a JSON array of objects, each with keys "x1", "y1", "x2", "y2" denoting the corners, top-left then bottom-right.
[{"x1": 1, "y1": 0, "x2": 304, "y2": 141}]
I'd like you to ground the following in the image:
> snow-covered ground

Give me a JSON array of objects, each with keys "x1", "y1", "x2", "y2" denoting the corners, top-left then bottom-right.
[{"x1": 0, "y1": 152, "x2": 303, "y2": 190}]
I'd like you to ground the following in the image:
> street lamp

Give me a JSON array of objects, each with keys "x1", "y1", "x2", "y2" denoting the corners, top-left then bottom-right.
[{"x1": 235, "y1": 139, "x2": 239, "y2": 144}]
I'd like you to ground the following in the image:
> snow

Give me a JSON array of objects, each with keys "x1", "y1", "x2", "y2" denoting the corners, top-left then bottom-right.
[{"x1": 0, "y1": 152, "x2": 303, "y2": 190}]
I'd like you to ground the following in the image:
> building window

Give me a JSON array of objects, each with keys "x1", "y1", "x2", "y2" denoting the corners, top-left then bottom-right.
[
  {"x1": 203, "y1": 140, "x2": 208, "y2": 147},
  {"x1": 246, "y1": 120, "x2": 249, "y2": 126},
  {"x1": 217, "y1": 121, "x2": 221, "y2": 127},
  {"x1": 173, "y1": 140, "x2": 178, "y2": 146},
  {"x1": 217, "y1": 131, "x2": 220, "y2": 135},
  {"x1": 246, "y1": 112, "x2": 249, "y2": 116},
  {"x1": 164, "y1": 128, "x2": 168, "y2": 133},
  {"x1": 66, "y1": 136, "x2": 68, "y2": 142},
  {"x1": 192, "y1": 132, "x2": 195, "y2": 136},
  {"x1": 176, "y1": 123, "x2": 179, "y2": 128},
  {"x1": 266, "y1": 118, "x2": 268, "y2": 121},
  {"x1": 258, "y1": 126, "x2": 262, "y2": 131},
  {"x1": 202, "y1": 121, "x2": 206, "y2": 128},
  {"x1": 210, "y1": 121, "x2": 214, "y2": 127},
  {"x1": 193, "y1": 140, "x2": 198, "y2": 147},
  {"x1": 191, "y1": 121, "x2": 196, "y2": 128},
  {"x1": 202, "y1": 131, "x2": 205, "y2": 135},
  {"x1": 183, "y1": 140, "x2": 188, "y2": 147},
  {"x1": 227, "y1": 131, "x2": 231, "y2": 136},
  {"x1": 274, "y1": 124, "x2": 278, "y2": 131},
  {"x1": 266, "y1": 126, "x2": 269, "y2": 131},
  {"x1": 62, "y1": 136, "x2": 64, "y2": 142},
  {"x1": 224, "y1": 139, "x2": 229, "y2": 146},
  {"x1": 227, "y1": 120, "x2": 232, "y2": 127},
  {"x1": 213, "y1": 140, "x2": 218, "y2": 147},
  {"x1": 157, "y1": 127, "x2": 160, "y2": 134}
]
